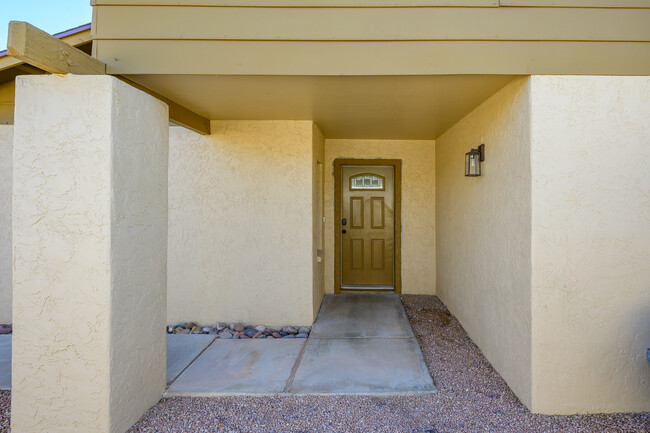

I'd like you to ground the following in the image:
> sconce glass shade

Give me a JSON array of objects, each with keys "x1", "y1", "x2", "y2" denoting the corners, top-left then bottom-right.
[{"x1": 465, "y1": 149, "x2": 481, "y2": 176}]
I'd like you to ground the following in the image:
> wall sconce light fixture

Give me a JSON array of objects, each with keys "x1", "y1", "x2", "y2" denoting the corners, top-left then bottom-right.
[{"x1": 465, "y1": 144, "x2": 485, "y2": 177}]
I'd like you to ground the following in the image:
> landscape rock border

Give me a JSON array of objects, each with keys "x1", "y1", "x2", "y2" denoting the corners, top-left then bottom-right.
[{"x1": 167, "y1": 322, "x2": 310, "y2": 339}]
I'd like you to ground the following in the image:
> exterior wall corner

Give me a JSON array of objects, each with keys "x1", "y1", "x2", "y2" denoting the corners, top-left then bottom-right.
[
  {"x1": 11, "y1": 74, "x2": 167, "y2": 433},
  {"x1": 435, "y1": 76, "x2": 533, "y2": 409},
  {"x1": 529, "y1": 75, "x2": 650, "y2": 414}
]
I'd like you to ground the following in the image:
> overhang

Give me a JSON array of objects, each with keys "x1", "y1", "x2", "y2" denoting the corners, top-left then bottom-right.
[
  {"x1": 92, "y1": 0, "x2": 650, "y2": 76},
  {"x1": 5, "y1": 1, "x2": 650, "y2": 138},
  {"x1": 88, "y1": 0, "x2": 649, "y2": 138}
]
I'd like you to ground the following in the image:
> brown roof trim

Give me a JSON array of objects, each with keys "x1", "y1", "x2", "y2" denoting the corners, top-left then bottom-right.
[{"x1": 52, "y1": 23, "x2": 92, "y2": 39}]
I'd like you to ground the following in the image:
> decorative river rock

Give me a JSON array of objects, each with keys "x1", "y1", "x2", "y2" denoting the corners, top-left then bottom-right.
[{"x1": 168, "y1": 322, "x2": 310, "y2": 339}]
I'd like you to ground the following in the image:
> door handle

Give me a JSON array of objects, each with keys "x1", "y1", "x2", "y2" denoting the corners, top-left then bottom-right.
[{"x1": 342, "y1": 229, "x2": 347, "y2": 234}]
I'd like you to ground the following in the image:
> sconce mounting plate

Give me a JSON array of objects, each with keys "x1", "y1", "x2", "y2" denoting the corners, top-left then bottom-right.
[{"x1": 478, "y1": 143, "x2": 485, "y2": 162}]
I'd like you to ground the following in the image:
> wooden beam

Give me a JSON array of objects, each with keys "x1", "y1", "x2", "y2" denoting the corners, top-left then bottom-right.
[
  {"x1": 15, "y1": 64, "x2": 45, "y2": 75},
  {"x1": 7, "y1": 21, "x2": 211, "y2": 135},
  {"x1": 8, "y1": 21, "x2": 106, "y2": 75},
  {"x1": 117, "y1": 76, "x2": 211, "y2": 135}
]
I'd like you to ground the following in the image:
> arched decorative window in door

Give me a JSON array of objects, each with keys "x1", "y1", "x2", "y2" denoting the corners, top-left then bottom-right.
[{"x1": 350, "y1": 173, "x2": 385, "y2": 190}]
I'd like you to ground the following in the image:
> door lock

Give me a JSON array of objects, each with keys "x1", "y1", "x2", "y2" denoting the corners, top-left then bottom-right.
[
  {"x1": 342, "y1": 229, "x2": 347, "y2": 234},
  {"x1": 342, "y1": 218, "x2": 347, "y2": 226}
]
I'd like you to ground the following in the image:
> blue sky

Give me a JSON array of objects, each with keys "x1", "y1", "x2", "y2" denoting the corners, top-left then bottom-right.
[{"x1": 1, "y1": 0, "x2": 92, "y2": 51}]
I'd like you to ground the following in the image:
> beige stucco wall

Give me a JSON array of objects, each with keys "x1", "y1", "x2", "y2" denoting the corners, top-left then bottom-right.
[
  {"x1": 12, "y1": 75, "x2": 167, "y2": 433},
  {"x1": 108, "y1": 78, "x2": 169, "y2": 431},
  {"x1": 312, "y1": 124, "x2": 325, "y2": 317},
  {"x1": 436, "y1": 75, "x2": 650, "y2": 414},
  {"x1": 435, "y1": 77, "x2": 533, "y2": 408},
  {"x1": 530, "y1": 76, "x2": 650, "y2": 414},
  {"x1": 167, "y1": 120, "x2": 319, "y2": 327},
  {"x1": 323, "y1": 139, "x2": 436, "y2": 294},
  {"x1": 0, "y1": 125, "x2": 11, "y2": 324}
]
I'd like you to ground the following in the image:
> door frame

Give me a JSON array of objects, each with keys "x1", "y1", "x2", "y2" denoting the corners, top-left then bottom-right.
[{"x1": 334, "y1": 158, "x2": 402, "y2": 294}]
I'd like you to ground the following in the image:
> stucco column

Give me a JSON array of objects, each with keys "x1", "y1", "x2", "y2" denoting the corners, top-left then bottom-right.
[{"x1": 12, "y1": 75, "x2": 168, "y2": 433}]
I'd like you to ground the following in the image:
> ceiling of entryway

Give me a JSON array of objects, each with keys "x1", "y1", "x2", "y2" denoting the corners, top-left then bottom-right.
[{"x1": 126, "y1": 74, "x2": 516, "y2": 139}]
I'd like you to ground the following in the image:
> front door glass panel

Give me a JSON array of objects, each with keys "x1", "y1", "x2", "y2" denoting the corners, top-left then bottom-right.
[{"x1": 350, "y1": 174, "x2": 385, "y2": 190}]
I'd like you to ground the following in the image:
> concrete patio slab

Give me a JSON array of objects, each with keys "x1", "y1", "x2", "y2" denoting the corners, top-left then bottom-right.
[
  {"x1": 287, "y1": 337, "x2": 436, "y2": 395},
  {"x1": 310, "y1": 294, "x2": 414, "y2": 339},
  {"x1": 165, "y1": 339, "x2": 306, "y2": 396},
  {"x1": 166, "y1": 334, "x2": 215, "y2": 385},
  {"x1": 0, "y1": 335, "x2": 10, "y2": 390},
  {"x1": 163, "y1": 294, "x2": 434, "y2": 396},
  {"x1": 0, "y1": 295, "x2": 435, "y2": 397}
]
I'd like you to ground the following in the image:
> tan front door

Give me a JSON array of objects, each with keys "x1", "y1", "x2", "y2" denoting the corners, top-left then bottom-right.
[{"x1": 340, "y1": 165, "x2": 395, "y2": 289}]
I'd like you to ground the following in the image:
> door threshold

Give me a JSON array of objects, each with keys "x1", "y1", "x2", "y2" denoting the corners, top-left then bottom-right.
[
  {"x1": 340, "y1": 285, "x2": 395, "y2": 293},
  {"x1": 340, "y1": 289, "x2": 396, "y2": 294}
]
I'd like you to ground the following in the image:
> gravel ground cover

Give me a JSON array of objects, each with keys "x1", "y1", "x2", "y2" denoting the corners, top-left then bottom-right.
[
  {"x1": 0, "y1": 295, "x2": 648, "y2": 432},
  {"x1": 0, "y1": 392, "x2": 8, "y2": 432}
]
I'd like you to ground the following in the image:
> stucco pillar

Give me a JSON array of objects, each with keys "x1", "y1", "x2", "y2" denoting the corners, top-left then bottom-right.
[
  {"x1": 12, "y1": 75, "x2": 168, "y2": 433},
  {"x1": 0, "y1": 125, "x2": 12, "y2": 324}
]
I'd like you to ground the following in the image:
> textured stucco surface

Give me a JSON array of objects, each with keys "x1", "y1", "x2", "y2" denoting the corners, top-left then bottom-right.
[
  {"x1": 0, "y1": 126, "x2": 11, "y2": 324},
  {"x1": 530, "y1": 76, "x2": 650, "y2": 414},
  {"x1": 435, "y1": 77, "x2": 532, "y2": 408},
  {"x1": 312, "y1": 124, "x2": 325, "y2": 317},
  {"x1": 12, "y1": 75, "x2": 168, "y2": 433},
  {"x1": 167, "y1": 120, "x2": 319, "y2": 327},
  {"x1": 323, "y1": 139, "x2": 436, "y2": 295},
  {"x1": 108, "y1": 77, "x2": 169, "y2": 431}
]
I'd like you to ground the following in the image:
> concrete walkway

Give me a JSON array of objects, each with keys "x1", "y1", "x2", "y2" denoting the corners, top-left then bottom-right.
[
  {"x1": 166, "y1": 294, "x2": 437, "y2": 396},
  {"x1": 166, "y1": 334, "x2": 215, "y2": 385},
  {"x1": 0, "y1": 335, "x2": 10, "y2": 390},
  {"x1": 0, "y1": 295, "x2": 436, "y2": 396}
]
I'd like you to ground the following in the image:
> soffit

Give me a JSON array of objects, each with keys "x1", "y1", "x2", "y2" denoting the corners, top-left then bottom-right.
[{"x1": 125, "y1": 74, "x2": 516, "y2": 139}]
